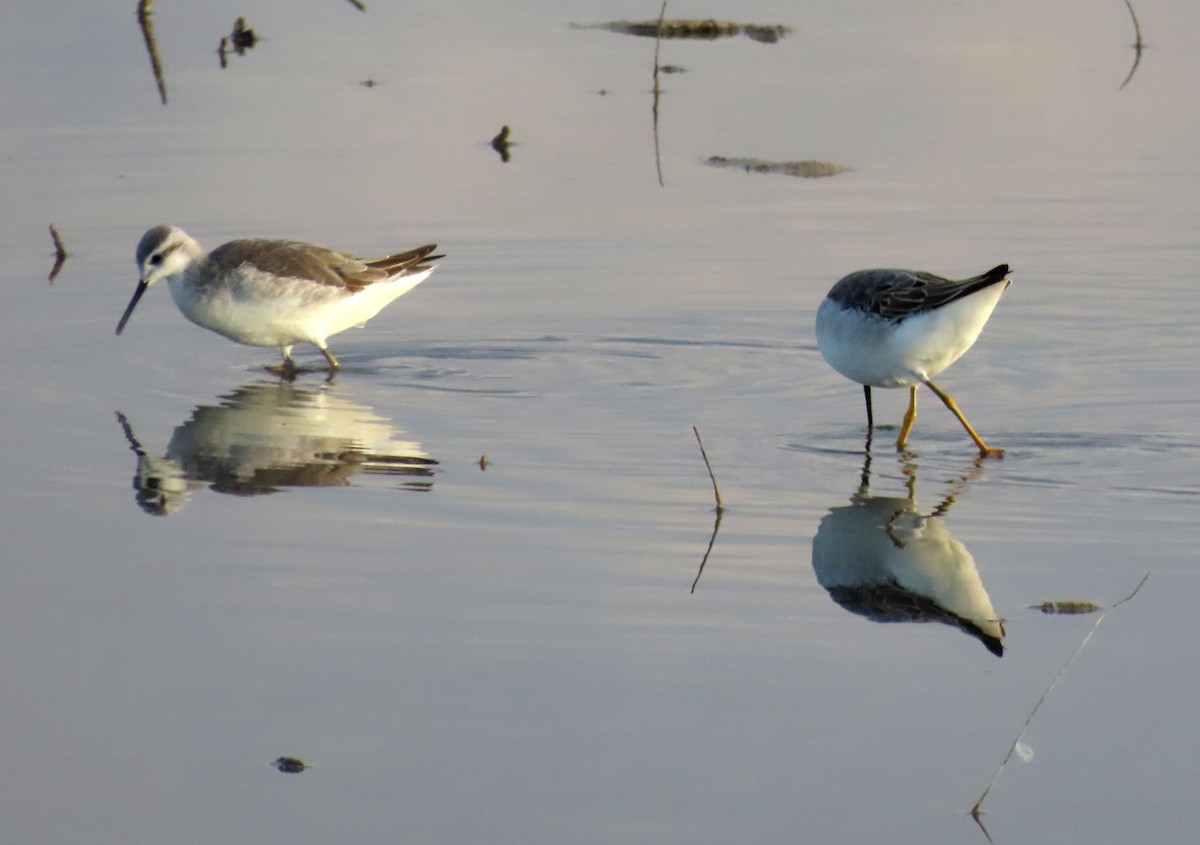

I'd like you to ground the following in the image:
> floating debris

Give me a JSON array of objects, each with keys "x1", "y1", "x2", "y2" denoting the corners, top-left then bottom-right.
[
  {"x1": 230, "y1": 17, "x2": 258, "y2": 54},
  {"x1": 217, "y1": 36, "x2": 228, "y2": 69},
  {"x1": 741, "y1": 25, "x2": 790, "y2": 44},
  {"x1": 48, "y1": 224, "x2": 69, "y2": 283},
  {"x1": 359, "y1": 78, "x2": 379, "y2": 88},
  {"x1": 705, "y1": 156, "x2": 850, "y2": 179},
  {"x1": 657, "y1": 64, "x2": 686, "y2": 74},
  {"x1": 1030, "y1": 601, "x2": 1103, "y2": 615},
  {"x1": 136, "y1": 0, "x2": 167, "y2": 105},
  {"x1": 572, "y1": 19, "x2": 790, "y2": 44},
  {"x1": 344, "y1": 0, "x2": 366, "y2": 11},
  {"x1": 479, "y1": 454, "x2": 489, "y2": 471},
  {"x1": 491, "y1": 125, "x2": 512, "y2": 163},
  {"x1": 272, "y1": 756, "x2": 309, "y2": 773}
]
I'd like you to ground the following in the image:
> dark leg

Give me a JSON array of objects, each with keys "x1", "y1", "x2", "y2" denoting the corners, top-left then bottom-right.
[{"x1": 863, "y1": 385, "x2": 874, "y2": 429}]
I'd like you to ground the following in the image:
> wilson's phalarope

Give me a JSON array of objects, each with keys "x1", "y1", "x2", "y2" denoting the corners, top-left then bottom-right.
[
  {"x1": 815, "y1": 263, "x2": 1011, "y2": 458},
  {"x1": 117, "y1": 226, "x2": 441, "y2": 373}
]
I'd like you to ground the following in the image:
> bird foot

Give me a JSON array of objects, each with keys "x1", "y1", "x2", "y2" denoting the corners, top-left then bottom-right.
[{"x1": 265, "y1": 362, "x2": 299, "y2": 381}]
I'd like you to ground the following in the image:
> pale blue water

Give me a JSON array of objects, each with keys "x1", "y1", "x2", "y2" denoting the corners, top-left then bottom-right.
[{"x1": 2, "y1": 2, "x2": 1198, "y2": 843}]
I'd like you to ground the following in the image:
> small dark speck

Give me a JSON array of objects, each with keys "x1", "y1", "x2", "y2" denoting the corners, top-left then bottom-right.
[
  {"x1": 491, "y1": 125, "x2": 511, "y2": 162},
  {"x1": 230, "y1": 17, "x2": 258, "y2": 53},
  {"x1": 272, "y1": 756, "x2": 309, "y2": 773}
]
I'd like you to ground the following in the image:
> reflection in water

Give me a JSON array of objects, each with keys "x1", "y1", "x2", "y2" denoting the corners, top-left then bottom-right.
[
  {"x1": 136, "y1": 0, "x2": 167, "y2": 105},
  {"x1": 573, "y1": 19, "x2": 791, "y2": 44},
  {"x1": 704, "y1": 156, "x2": 850, "y2": 179},
  {"x1": 116, "y1": 382, "x2": 437, "y2": 515},
  {"x1": 811, "y1": 452, "x2": 1005, "y2": 656}
]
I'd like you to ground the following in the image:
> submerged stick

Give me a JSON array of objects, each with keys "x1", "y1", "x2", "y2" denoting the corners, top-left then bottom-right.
[
  {"x1": 690, "y1": 508, "x2": 723, "y2": 594},
  {"x1": 971, "y1": 572, "x2": 1151, "y2": 818},
  {"x1": 48, "y1": 224, "x2": 68, "y2": 282}
]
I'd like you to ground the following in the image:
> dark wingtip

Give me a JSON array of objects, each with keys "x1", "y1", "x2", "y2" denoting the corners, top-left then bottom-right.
[
  {"x1": 988, "y1": 263, "x2": 1010, "y2": 281},
  {"x1": 413, "y1": 244, "x2": 444, "y2": 270}
]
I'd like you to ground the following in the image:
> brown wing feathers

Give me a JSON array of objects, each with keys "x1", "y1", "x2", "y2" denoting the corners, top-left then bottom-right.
[{"x1": 212, "y1": 240, "x2": 442, "y2": 293}]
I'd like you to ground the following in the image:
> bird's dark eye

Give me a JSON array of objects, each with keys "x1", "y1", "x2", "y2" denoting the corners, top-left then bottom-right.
[{"x1": 149, "y1": 254, "x2": 163, "y2": 266}]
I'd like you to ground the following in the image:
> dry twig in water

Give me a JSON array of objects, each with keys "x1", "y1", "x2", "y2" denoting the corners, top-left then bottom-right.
[
  {"x1": 136, "y1": 0, "x2": 167, "y2": 105},
  {"x1": 692, "y1": 426, "x2": 723, "y2": 513},
  {"x1": 651, "y1": 1, "x2": 666, "y2": 187},
  {"x1": 971, "y1": 572, "x2": 1151, "y2": 819},
  {"x1": 690, "y1": 426, "x2": 724, "y2": 592},
  {"x1": 48, "y1": 224, "x2": 69, "y2": 283},
  {"x1": 1119, "y1": 0, "x2": 1144, "y2": 90}
]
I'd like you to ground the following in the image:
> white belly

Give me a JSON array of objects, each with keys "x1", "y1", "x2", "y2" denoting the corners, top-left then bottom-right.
[
  {"x1": 168, "y1": 267, "x2": 432, "y2": 348},
  {"x1": 816, "y1": 284, "x2": 1005, "y2": 387}
]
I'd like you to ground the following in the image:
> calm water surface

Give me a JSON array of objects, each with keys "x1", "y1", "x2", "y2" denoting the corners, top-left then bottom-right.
[{"x1": 3, "y1": 1, "x2": 1198, "y2": 843}]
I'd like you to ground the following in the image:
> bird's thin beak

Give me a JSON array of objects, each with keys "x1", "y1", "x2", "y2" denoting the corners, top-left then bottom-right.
[{"x1": 116, "y1": 280, "x2": 149, "y2": 335}]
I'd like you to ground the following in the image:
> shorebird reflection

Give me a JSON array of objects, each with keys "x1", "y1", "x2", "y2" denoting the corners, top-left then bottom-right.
[
  {"x1": 811, "y1": 452, "x2": 1004, "y2": 656},
  {"x1": 116, "y1": 382, "x2": 436, "y2": 515}
]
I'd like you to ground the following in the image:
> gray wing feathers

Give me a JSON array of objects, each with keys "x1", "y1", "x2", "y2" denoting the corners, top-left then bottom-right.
[
  {"x1": 828, "y1": 264, "x2": 1009, "y2": 321},
  {"x1": 207, "y1": 240, "x2": 441, "y2": 293}
]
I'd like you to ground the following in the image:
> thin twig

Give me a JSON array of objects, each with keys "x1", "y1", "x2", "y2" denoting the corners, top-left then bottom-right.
[
  {"x1": 690, "y1": 425, "x2": 723, "y2": 593},
  {"x1": 971, "y1": 572, "x2": 1151, "y2": 818},
  {"x1": 692, "y1": 426, "x2": 724, "y2": 513},
  {"x1": 651, "y1": 1, "x2": 666, "y2": 187},
  {"x1": 1122, "y1": 0, "x2": 1143, "y2": 47},
  {"x1": 1119, "y1": 0, "x2": 1144, "y2": 90},
  {"x1": 136, "y1": 0, "x2": 167, "y2": 105}
]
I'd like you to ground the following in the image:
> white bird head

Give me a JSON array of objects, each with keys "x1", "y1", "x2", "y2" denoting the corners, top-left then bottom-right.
[{"x1": 117, "y1": 226, "x2": 204, "y2": 335}]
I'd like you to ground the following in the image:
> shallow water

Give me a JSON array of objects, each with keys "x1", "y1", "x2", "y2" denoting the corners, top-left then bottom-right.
[{"x1": 3, "y1": 1, "x2": 1199, "y2": 842}]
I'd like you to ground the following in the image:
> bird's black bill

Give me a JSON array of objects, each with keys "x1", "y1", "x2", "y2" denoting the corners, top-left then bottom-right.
[{"x1": 116, "y1": 281, "x2": 148, "y2": 335}]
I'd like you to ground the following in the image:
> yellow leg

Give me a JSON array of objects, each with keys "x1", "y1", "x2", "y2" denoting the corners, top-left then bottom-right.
[
  {"x1": 895, "y1": 386, "x2": 917, "y2": 451},
  {"x1": 319, "y1": 345, "x2": 341, "y2": 371},
  {"x1": 924, "y1": 380, "x2": 1004, "y2": 458}
]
